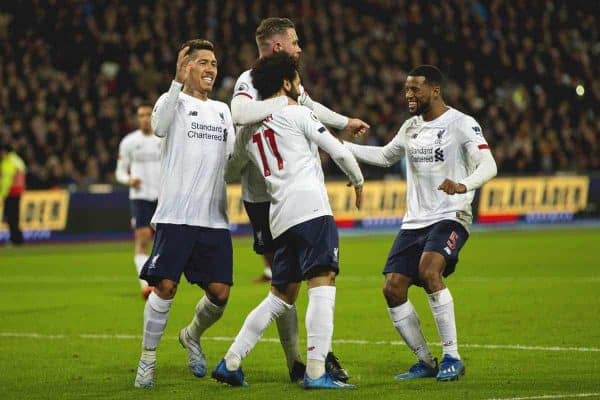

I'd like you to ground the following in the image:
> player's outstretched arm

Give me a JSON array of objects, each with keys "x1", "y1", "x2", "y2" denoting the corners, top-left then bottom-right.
[
  {"x1": 230, "y1": 94, "x2": 288, "y2": 126},
  {"x1": 342, "y1": 119, "x2": 408, "y2": 167},
  {"x1": 298, "y1": 88, "x2": 371, "y2": 135},
  {"x1": 314, "y1": 130, "x2": 364, "y2": 209},
  {"x1": 152, "y1": 46, "x2": 189, "y2": 137},
  {"x1": 304, "y1": 120, "x2": 364, "y2": 188},
  {"x1": 343, "y1": 134, "x2": 405, "y2": 167},
  {"x1": 298, "y1": 91, "x2": 369, "y2": 135}
]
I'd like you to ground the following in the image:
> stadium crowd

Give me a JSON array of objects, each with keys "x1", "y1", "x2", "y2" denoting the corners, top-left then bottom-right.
[{"x1": 0, "y1": 0, "x2": 597, "y2": 188}]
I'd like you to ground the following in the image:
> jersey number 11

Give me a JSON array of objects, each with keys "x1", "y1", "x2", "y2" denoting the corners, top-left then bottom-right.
[{"x1": 252, "y1": 128, "x2": 284, "y2": 177}]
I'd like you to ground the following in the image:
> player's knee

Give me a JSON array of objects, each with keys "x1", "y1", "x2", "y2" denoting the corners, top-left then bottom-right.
[
  {"x1": 382, "y1": 283, "x2": 407, "y2": 306},
  {"x1": 155, "y1": 279, "x2": 178, "y2": 299},
  {"x1": 418, "y1": 265, "x2": 441, "y2": 287},
  {"x1": 205, "y1": 284, "x2": 230, "y2": 306}
]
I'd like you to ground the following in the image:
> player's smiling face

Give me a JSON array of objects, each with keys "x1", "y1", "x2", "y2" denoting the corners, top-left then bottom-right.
[
  {"x1": 186, "y1": 49, "x2": 218, "y2": 94},
  {"x1": 273, "y1": 28, "x2": 302, "y2": 61},
  {"x1": 405, "y1": 76, "x2": 433, "y2": 116}
]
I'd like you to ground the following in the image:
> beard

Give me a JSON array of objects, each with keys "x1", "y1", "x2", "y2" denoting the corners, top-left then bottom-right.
[
  {"x1": 409, "y1": 98, "x2": 432, "y2": 116},
  {"x1": 285, "y1": 86, "x2": 300, "y2": 102}
]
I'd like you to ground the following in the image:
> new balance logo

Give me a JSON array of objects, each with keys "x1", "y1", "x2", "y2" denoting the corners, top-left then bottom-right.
[
  {"x1": 434, "y1": 148, "x2": 444, "y2": 161},
  {"x1": 188, "y1": 111, "x2": 198, "y2": 116}
]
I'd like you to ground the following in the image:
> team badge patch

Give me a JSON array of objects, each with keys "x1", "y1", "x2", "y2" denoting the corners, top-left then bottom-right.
[
  {"x1": 310, "y1": 112, "x2": 320, "y2": 122},
  {"x1": 237, "y1": 82, "x2": 249, "y2": 92}
]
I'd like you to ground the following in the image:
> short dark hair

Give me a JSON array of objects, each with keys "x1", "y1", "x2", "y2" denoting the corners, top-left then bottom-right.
[
  {"x1": 255, "y1": 17, "x2": 295, "y2": 47},
  {"x1": 251, "y1": 52, "x2": 298, "y2": 99},
  {"x1": 408, "y1": 65, "x2": 444, "y2": 86},
  {"x1": 180, "y1": 39, "x2": 214, "y2": 57},
  {"x1": 137, "y1": 102, "x2": 153, "y2": 110}
]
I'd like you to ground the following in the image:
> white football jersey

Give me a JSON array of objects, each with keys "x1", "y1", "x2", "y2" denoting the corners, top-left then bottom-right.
[
  {"x1": 151, "y1": 90, "x2": 234, "y2": 229},
  {"x1": 116, "y1": 130, "x2": 162, "y2": 201},
  {"x1": 233, "y1": 70, "x2": 270, "y2": 203},
  {"x1": 245, "y1": 106, "x2": 335, "y2": 239},
  {"x1": 385, "y1": 108, "x2": 490, "y2": 230}
]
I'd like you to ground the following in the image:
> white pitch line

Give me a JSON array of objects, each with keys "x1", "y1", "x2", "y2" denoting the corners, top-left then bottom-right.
[
  {"x1": 1, "y1": 332, "x2": 599, "y2": 353},
  {"x1": 485, "y1": 393, "x2": 600, "y2": 400}
]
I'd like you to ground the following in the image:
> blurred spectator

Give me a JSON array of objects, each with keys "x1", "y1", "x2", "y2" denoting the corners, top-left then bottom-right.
[{"x1": 0, "y1": 0, "x2": 598, "y2": 187}]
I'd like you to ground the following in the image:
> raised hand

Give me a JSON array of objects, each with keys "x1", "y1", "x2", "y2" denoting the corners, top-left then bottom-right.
[{"x1": 175, "y1": 46, "x2": 191, "y2": 84}]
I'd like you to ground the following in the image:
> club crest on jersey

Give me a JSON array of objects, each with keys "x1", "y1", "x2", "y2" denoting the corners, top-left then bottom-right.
[
  {"x1": 219, "y1": 112, "x2": 225, "y2": 125},
  {"x1": 435, "y1": 129, "x2": 446, "y2": 144}
]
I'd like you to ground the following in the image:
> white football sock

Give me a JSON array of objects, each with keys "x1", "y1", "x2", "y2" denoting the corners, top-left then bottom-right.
[
  {"x1": 275, "y1": 303, "x2": 302, "y2": 370},
  {"x1": 305, "y1": 286, "x2": 336, "y2": 379},
  {"x1": 142, "y1": 292, "x2": 173, "y2": 350},
  {"x1": 225, "y1": 292, "x2": 290, "y2": 370},
  {"x1": 388, "y1": 300, "x2": 436, "y2": 367},
  {"x1": 134, "y1": 254, "x2": 149, "y2": 288},
  {"x1": 187, "y1": 296, "x2": 225, "y2": 341},
  {"x1": 428, "y1": 288, "x2": 460, "y2": 359}
]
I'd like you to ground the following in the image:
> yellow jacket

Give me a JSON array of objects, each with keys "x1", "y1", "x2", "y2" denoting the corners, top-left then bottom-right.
[{"x1": 0, "y1": 152, "x2": 26, "y2": 199}]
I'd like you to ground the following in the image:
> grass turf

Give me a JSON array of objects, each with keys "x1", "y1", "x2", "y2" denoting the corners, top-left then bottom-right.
[{"x1": 1, "y1": 228, "x2": 599, "y2": 399}]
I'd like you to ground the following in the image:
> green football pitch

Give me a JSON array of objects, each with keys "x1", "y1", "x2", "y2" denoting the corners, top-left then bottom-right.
[{"x1": 2, "y1": 228, "x2": 600, "y2": 400}]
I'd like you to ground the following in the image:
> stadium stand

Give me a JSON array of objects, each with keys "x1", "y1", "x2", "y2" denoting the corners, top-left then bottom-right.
[{"x1": 0, "y1": 0, "x2": 597, "y2": 187}]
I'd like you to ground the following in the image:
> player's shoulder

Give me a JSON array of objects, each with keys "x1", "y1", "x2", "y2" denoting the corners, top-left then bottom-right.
[
  {"x1": 208, "y1": 98, "x2": 231, "y2": 111},
  {"x1": 234, "y1": 69, "x2": 253, "y2": 90},
  {"x1": 276, "y1": 104, "x2": 318, "y2": 125},
  {"x1": 121, "y1": 129, "x2": 141, "y2": 144},
  {"x1": 399, "y1": 115, "x2": 421, "y2": 135},
  {"x1": 447, "y1": 108, "x2": 481, "y2": 132},
  {"x1": 278, "y1": 104, "x2": 314, "y2": 118}
]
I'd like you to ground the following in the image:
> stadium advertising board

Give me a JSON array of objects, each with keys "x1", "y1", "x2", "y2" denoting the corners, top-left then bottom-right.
[
  {"x1": 477, "y1": 176, "x2": 589, "y2": 223},
  {"x1": 1, "y1": 176, "x2": 596, "y2": 242},
  {"x1": 0, "y1": 190, "x2": 69, "y2": 230},
  {"x1": 227, "y1": 180, "x2": 407, "y2": 228},
  {"x1": 0, "y1": 190, "x2": 69, "y2": 239}
]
